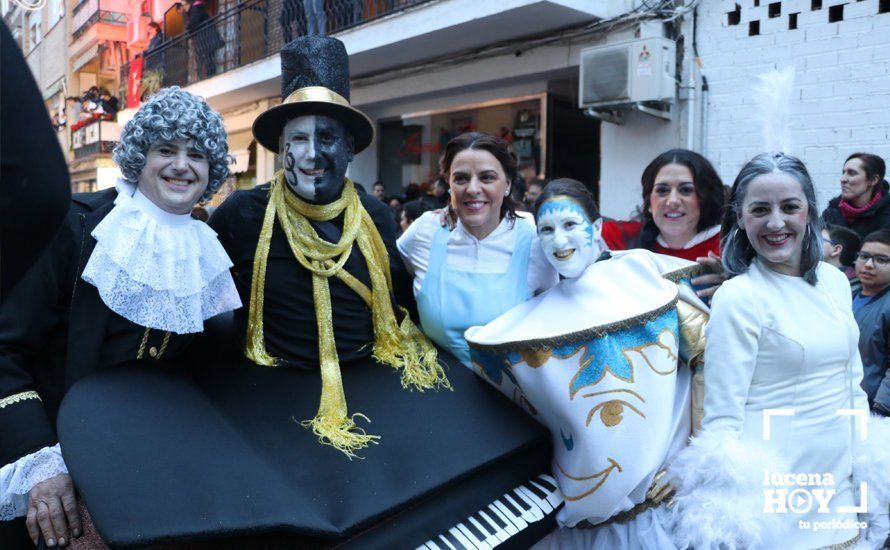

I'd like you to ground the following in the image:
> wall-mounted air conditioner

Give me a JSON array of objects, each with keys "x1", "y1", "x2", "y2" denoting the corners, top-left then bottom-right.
[{"x1": 579, "y1": 37, "x2": 676, "y2": 109}]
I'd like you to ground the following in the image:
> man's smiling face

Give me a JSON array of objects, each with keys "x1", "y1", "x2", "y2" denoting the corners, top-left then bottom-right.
[{"x1": 281, "y1": 115, "x2": 354, "y2": 204}]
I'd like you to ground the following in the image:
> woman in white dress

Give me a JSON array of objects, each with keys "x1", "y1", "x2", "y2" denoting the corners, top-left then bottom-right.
[{"x1": 668, "y1": 153, "x2": 890, "y2": 550}]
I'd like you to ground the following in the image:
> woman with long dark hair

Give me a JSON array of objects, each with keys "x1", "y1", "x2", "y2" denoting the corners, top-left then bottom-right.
[{"x1": 603, "y1": 149, "x2": 726, "y2": 261}]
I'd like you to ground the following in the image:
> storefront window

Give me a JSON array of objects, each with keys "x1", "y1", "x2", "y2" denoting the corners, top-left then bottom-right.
[{"x1": 378, "y1": 95, "x2": 545, "y2": 198}]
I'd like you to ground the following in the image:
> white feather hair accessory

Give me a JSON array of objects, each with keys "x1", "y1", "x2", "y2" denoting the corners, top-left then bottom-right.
[{"x1": 752, "y1": 66, "x2": 796, "y2": 155}]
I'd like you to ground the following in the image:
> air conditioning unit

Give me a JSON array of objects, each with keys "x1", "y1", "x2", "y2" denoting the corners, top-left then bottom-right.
[{"x1": 579, "y1": 37, "x2": 676, "y2": 108}]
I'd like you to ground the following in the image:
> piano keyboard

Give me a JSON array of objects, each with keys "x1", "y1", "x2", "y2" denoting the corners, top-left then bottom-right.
[{"x1": 417, "y1": 473, "x2": 564, "y2": 550}]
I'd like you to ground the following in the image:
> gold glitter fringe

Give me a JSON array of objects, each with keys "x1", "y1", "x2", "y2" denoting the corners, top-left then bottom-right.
[{"x1": 245, "y1": 172, "x2": 448, "y2": 457}]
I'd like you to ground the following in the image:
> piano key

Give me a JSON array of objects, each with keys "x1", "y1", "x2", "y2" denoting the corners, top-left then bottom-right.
[
  {"x1": 448, "y1": 526, "x2": 478, "y2": 549},
  {"x1": 424, "y1": 542, "x2": 442, "y2": 550},
  {"x1": 493, "y1": 499, "x2": 529, "y2": 531},
  {"x1": 458, "y1": 516, "x2": 488, "y2": 545},
  {"x1": 456, "y1": 522, "x2": 490, "y2": 550},
  {"x1": 536, "y1": 473, "x2": 558, "y2": 493},
  {"x1": 503, "y1": 492, "x2": 538, "y2": 523},
  {"x1": 437, "y1": 534, "x2": 457, "y2": 550},
  {"x1": 477, "y1": 510, "x2": 510, "y2": 544},
  {"x1": 468, "y1": 514, "x2": 503, "y2": 547},
  {"x1": 516, "y1": 485, "x2": 552, "y2": 515},
  {"x1": 523, "y1": 479, "x2": 549, "y2": 500},
  {"x1": 487, "y1": 503, "x2": 520, "y2": 537}
]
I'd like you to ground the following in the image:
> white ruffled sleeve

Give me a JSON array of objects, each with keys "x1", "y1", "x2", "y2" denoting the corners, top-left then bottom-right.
[{"x1": 0, "y1": 444, "x2": 67, "y2": 520}]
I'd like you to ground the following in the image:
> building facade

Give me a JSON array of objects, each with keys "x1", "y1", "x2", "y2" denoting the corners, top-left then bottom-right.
[{"x1": 9, "y1": 0, "x2": 890, "y2": 217}]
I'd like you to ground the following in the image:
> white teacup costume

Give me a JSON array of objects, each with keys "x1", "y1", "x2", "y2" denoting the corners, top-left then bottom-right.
[{"x1": 465, "y1": 193, "x2": 709, "y2": 547}]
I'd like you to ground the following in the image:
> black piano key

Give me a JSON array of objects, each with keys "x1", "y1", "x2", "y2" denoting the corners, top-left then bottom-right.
[
  {"x1": 517, "y1": 485, "x2": 552, "y2": 515},
  {"x1": 477, "y1": 510, "x2": 510, "y2": 543},
  {"x1": 468, "y1": 513, "x2": 503, "y2": 546},
  {"x1": 456, "y1": 523, "x2": 489, "y2": 550},
  {"x1": 535, "y1": 473, "x2": 558, "y2": 493},
  {"x1": 438, "y1": 533, "x2": 459, "y2": 550},
  {"x1": 448, "y1": 526, "x2": 478, "y2": 549},
  {"x1": 499, "y1": 493, "x2": 524, "y2": 518},
  {"x1": 493, "y1": 499, "x2": 528, "y2": 531},
  {"x1": 487, "y1": 503, "x2": 520, "y2": 536},
  {"x1": 524, "y1": 480, "x2": 549, "y2": 500},
  {"x1": 458, "y1": 518, "x2": 488, "y2": 546}
]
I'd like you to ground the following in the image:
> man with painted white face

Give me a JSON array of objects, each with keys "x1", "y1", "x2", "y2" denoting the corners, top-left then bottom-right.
[{"x1": 466, "y1": 178, "x2": 709, "y2": 548}]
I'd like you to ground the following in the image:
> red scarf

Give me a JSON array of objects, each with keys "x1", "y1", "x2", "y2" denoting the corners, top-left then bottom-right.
[{"x1": 839, "y1": 188, "x2": 883, "y2": 223}]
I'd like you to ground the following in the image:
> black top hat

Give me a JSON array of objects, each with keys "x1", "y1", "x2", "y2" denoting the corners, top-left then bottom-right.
[{"x1": 252, "y1": 36, "x2": 374, "y2": 154}]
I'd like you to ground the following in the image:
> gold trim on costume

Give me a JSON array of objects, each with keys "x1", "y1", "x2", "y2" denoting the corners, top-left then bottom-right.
[
  {"x1": 468, "y1": 296, "x2": 679, "y2": 354},
  {"x1": 284, "y1": 86, "x2": 351, "y2": 108},
  {"x1": 555, "y1": 458, "x2": 621, "y2": 501},
  {"x1": 0, "y1": 391, "x2": 41, "y2": 409},
  {"x1": 661, "y1": 263, "x2": 710, "y2": 283}
]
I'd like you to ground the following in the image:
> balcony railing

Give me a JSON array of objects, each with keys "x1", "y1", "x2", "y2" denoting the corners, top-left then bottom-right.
[
  {"x1": 72, "y1": 116, "x2": 120, "y2": 159},
  {"x1": 72, "y1": 0, "x2": 127, "y2": 41},
  {"x1": 122, "y1": 0, "x2": 432, "y2": 97}
]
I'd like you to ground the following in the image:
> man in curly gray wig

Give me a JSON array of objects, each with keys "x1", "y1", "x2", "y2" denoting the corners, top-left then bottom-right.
[
  {"x1": 114, "y1": 86, "x2": 229, "y2": 207},
  {"x1": 0, "y1": 86, "x2": 240, "y2": 547}
]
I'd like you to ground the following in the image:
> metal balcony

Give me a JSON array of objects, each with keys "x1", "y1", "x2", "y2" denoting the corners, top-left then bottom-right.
[
  {"x1": 122, "y1": 0, "x2": 433, "y2": 94},
  {"x1": 72, "y1": 0, "x2": 127, "y2": 42}
]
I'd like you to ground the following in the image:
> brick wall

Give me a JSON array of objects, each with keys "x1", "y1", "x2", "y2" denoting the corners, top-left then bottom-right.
[{"x1": 697, "y1": 0, "x2": 890, "y2": 208}]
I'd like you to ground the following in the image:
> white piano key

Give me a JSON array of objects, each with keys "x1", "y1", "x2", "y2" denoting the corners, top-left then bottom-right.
[
  {"x1": 478, "y1": 510, "x2": 511, "y2": 543},
  {"x1": 487, "y1": 503, "x2": 520, "y2": 537},
  {"x1": 438, "y1": 534, "x2": 458, "y2": 550},
  {"x1": 456, "y1": 522, "x2": 490, "y2": 550},
  {"x1": 494, "y1": 499, "x2": 529, "y2": 531},
  {"x1": 526, "y1": 481, "x2": 556, "y2": 513},
  {"x1": 517, "y1": 485, "x2": 551, "y2": 515},
  {"x1": 448, "y1": 526, "x2": 478, "y2": 549},
  {"x1": 468, "y1": 515, "x2": 502, "y2": 547}
]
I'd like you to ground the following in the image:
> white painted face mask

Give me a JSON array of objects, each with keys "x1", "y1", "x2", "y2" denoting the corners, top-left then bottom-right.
[{"x1": 536, "y1": 196, "x2": 603, "y2": 279}]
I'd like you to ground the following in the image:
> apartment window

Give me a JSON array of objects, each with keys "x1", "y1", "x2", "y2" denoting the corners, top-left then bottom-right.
[
  {"x1": 28, "y1": 10, "x2": 43, "y2": 51},
  {"x1": 48, "y1": 0, "x2": 64, "y2": 29}
]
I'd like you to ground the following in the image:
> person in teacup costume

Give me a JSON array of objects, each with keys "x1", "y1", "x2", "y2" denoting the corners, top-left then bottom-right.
[{"x1": 466, "y1": 178, "x2": 709, "y2": 549}]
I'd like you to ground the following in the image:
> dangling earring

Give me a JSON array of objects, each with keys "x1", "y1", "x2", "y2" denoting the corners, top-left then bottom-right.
[{"x1": 504, "y1": 188, "x2": 511, "y2": 197}]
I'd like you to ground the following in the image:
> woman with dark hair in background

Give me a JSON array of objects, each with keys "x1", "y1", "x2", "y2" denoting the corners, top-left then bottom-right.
[
  {"x1": 603, "y1": 149, "x2": 727, "y2": 300},
  {"x1": 823, "y1": 152, "x2": 890, "y2": 241},
  {"x1": 397, "y1": 132, "x2": 557, "y2": 365},
  {"x1": 668, "y1": 153, "x2": 890, "y2": 549},
  {"x1": 604, "y1": 149, "x2": 726, "y2": 261}
]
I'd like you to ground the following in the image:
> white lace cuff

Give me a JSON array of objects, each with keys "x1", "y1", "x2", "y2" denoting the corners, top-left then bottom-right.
[{"x1": 0, "y1": 444, "x2": 68, "y2": 520}]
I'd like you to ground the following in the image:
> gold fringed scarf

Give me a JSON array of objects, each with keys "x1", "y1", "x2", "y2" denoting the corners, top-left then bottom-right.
[{"x1": 246, "y1": 171, "x2": 450, "y2": 458}]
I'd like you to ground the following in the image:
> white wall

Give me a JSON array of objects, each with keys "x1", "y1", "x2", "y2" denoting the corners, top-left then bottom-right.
[{"x1": 696, "y1": 0, "x2": 890, "y2": 209}]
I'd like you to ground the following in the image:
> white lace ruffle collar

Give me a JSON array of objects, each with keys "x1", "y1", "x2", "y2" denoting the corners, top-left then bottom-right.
[{"x1": 81, "y1": 179, "x2": 241, "y2": 334}]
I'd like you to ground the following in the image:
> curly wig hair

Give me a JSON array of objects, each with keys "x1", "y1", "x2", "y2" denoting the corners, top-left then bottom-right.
[{"x1": 113, "y1": 87, "x2": 229, "y2": 202}]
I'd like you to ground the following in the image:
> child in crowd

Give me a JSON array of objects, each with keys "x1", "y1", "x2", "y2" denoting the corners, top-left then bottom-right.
[
  {"x1": 852, "y1": 228, "x2": 890, "y2": 416},
  {"x1": 822, "y1": 223, "x2": 862, "y2": 293}
]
